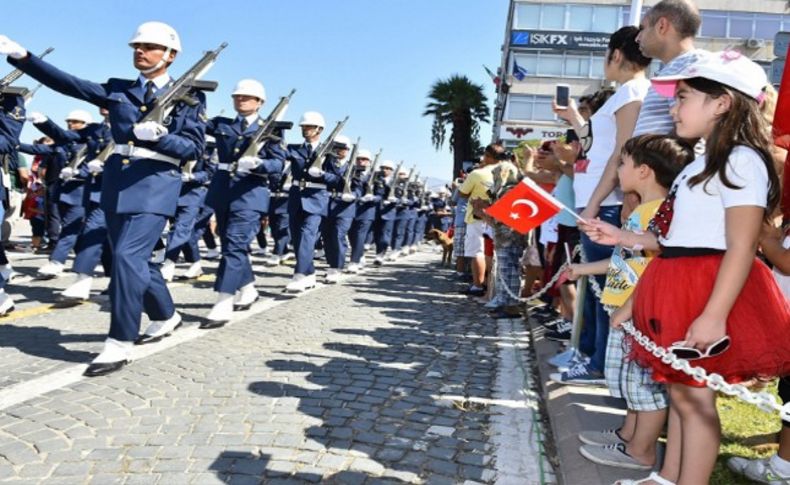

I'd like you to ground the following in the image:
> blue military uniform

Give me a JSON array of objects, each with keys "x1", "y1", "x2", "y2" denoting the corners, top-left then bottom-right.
[
  {"x1": 163, "y1": 147, "x2": 215, "y2": 268},
  {"x1": 390, "y1": 180, "x2": 410, "y2": 253},
  {"x1": 267, "y1": 161, "x2": 291, "y2": 259},
  {"x1": 0, "y1": 92, "x2": 25, "y2": 298},
  {"x1": 32, "y1": 119, "x2": 113, "y2": 277},
  {"x1": 9, "y1": 52, "x2": 206, "y2": 343},
  {"x1": 287, "y1": 142, "x2": 343, "y2": 277},
  {"x1": 349, "y1": 169, "x2": 382, "y2": 265},
  {"x1": 18, "y1": 140, "x2": 89, "y2": 269},
  {"x1": 322, "y1": 160, "x2": 363, "y2": 272},
  {"x1": 430, "y1": 196, "x2": 452, "y2": 232},
  {"x1": 206, "y1": 115, "x2": 285, "y2": 295},
  {"x1": 373, "y1": 173, "x2": 397, "y2": 257}
]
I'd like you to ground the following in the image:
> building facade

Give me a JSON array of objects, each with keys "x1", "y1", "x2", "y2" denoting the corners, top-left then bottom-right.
[{"x1": 492, "y1": 0, "x2": 788, "y2": 148}]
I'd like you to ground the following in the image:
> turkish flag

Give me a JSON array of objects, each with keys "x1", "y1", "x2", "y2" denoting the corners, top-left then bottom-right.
[
  {"x1": 772, "y1": 45, "x2": 790, "y2": 219},
  {"x1": 485, "y1": 178, "x2": 562, "y2": 234}
]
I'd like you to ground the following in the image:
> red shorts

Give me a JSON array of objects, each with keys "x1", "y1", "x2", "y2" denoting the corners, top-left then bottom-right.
[{"x1": 483, "y1": 235, "x2": 494, "y2": 258}]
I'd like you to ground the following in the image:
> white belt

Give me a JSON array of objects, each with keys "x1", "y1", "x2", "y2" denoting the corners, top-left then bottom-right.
[
  {"x1": 299, "y1": 181, "x2": 327, "y2": 190},
  {"x1": 113, "y1": 145, "x2": 180, "y2": 166},
  {"x1": 216, "y1": 163, "x2": 232, "y2": 171}
]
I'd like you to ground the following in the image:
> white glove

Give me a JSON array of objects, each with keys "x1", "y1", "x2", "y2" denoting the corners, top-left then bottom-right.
[
  {"x1": 27, "y1": 112, "x2": 47, "y2": 124},
  {"x1": 362, "y1": 194, "x2": 375, "y2": 202},
  {"x1": 307, "y1": 167, "x2": 323, "y2": 178},
  {"x1": 400, "y1": 197, "x2": 408, "y2": 205},
  {"x1": 87, "y1": 160, "x2": 103, "y2": 174},
  {"x1": 341, "y1": 193, "x2": 356, "y2": 203},
  {"x1": 236, "y1": 156, "x2": 262, "y2": 173},
  {"x1": 181, "y1": 172, "x2": 194, "y2": 182},
  {"x1": 0, "y1": 36, "x2": 27, "y2": 60},
  {"x1": 59, "y1": 167, "x2": 75, "y2": 180},
  {"x1": 387, "y1": 196, "x2": 397, "y2": 203},
  {"x1": 133, "y1": 121, "x2": 168, "y2": 141}
]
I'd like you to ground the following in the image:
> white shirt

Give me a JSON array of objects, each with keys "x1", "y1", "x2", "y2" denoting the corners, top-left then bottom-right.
[
  {"x1": 574, "y1": 77, "x2": 650, "y2": 209},
  {"x1": 661, "y1": 146, "x2": 769, "y2": 250},
  {"x1": 237, "y1": 113, "x2": 259, "y2": 129},
  {"x1": 775, "y1": 235, "x2": 790, "y2": 299},
  {"x1": 136, "y1": 72, "x2": 171, "y2": 93}
]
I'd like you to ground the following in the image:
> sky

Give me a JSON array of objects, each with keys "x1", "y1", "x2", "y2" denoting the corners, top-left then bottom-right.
[{"x1": 2, "y1": 0, "x2": 510, "y2": 183}]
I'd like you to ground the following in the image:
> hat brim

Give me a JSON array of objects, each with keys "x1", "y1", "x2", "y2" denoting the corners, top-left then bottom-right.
[{"x1": 651, "y1": 79, "x2": 680, "y2": 98}]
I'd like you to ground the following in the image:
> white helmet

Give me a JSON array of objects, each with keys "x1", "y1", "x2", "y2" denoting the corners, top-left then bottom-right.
[
  {"x1": 439, "y1": 186, "x2": 449, "y2": 195},
  {"x1": 232, "y1": 79, "x2": 266, "y2": 101},
  {"x1": 398, "y1": 168, "x2": 408, "y2": 176},
  {"x1": 65, "y1": 109, "x2": 93, "y2": 124},
  {"x1": 334, "y1": 135, "x2": 351, "y2": 149},
  {"x1": 299, "y1": 111, "x2": 325, "y2": 128},
  {"x1": 357, "y1": 149, "x2": 372, "y2": 160},
  {"x1": 379, "y1": 160, "x2": 395, "y2": 170},
  {"x1": 128, "y1": 21, "x2": 181, "y2": 51}
]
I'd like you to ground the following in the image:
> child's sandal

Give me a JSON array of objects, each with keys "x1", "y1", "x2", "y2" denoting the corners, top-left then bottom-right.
[{"x1": 612, "y1": 471, "x2": 676, "y2": 485}]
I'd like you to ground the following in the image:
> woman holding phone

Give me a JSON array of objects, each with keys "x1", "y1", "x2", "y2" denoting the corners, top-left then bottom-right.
[{"x1": 551, "y1": 25, "x2": 652, "y2": 384}]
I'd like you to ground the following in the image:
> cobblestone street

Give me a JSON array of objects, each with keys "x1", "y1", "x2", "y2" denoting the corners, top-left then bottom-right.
[{"x1": 0, "y1": 248, "x2": 549, "y2": 484}]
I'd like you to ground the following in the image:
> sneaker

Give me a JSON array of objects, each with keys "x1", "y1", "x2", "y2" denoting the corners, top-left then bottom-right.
[
  {"x1": 728, "y1": 456, "x2": 790, "y2": 484},
  {"x1": 541, "y1": 317, "x2": 567, "y2": 329},
  {"x1": 204, "y1": 248, "x2": 220, "y2": 260},
  {"x1": 579, "y1": 443, "x2": 652, "y2": 470},
  {"x1": 578, "y1": 429, "x2": 626, "y2": 446},
  {"x1": 550, "y1": 362, "x2": 605, "y2": 386},
  {"x1": 545, "y1": 320, "x2": 573, "y2": 342},
  {"x1": 463, "y1": 286, "x2": 486, "y2": 297}
]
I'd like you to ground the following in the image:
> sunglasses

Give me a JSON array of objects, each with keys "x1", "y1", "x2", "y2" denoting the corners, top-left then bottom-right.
[{"x1": 668, "y1": 335, "x2": 731, "y2": 360}]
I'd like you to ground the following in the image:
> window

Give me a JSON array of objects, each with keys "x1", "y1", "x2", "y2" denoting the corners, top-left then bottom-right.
[
  {"x1": 507, "y1": 95, "x2": 557, "y2": 122},
  {"x1": 512, "y1": 52, "x2": 606, "y2": 79},
  {"x1": 594, "y1": 7, "x2": 620, "y2": 32},
  {"x1": 755, "y1": 16, "x2": 782, "y2": 40},
  {"x1": 729, "y1": 14, "x2": 754, "y2": 39},
  {"x1": 541, "y1": 5, "x2": 566, "y2": 30},
  {"x1": 700, "y1": 12, "x2": 727, "y2": 38},
  {"x1": 513, "y1": 2, "x2": 628, "y2": 32},
  {"x1": 569, "y1": 5, "x2": 594, "y2": 31},
  {"x1": 514, "y1": 4, "x2": 540, "y2": 30}
]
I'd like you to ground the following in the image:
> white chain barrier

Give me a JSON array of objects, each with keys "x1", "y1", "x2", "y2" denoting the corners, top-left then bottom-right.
[
  {"x1": 580, "y1": 247, "x2": 790, "y2": 421},
  {"x1": 489, "y1": 238, "x2": 790, "y2": 420}
]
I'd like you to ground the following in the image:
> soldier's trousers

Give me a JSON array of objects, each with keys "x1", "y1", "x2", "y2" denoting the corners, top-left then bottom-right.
[
  {"x1": 213, "y1": 207, "x2": 258, "y2": 295},
  {"x1": 51, "y1": 202, "x2": 86, "y2": 264},
  {"x1": 165, "y1": 203, "x2": 201, "y2": 264},
  {"x1": 349, "y1": 218, "x2": 373, "y2": 263},
  {"x1": 72, "y1": 201, "x2": 111, "y2": 276}
]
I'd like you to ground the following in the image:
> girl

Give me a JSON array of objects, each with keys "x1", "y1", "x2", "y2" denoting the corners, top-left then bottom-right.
[{"x1": 584, "y1": 51, "x2": 790, "y2": 485}]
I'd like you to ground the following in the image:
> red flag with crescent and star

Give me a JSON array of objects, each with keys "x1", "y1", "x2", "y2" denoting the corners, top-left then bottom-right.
[{"x1": 485, "y1": 177, "x2": 563, "y2": 234}]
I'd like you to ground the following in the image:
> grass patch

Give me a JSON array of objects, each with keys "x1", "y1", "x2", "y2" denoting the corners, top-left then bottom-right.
[{"x1": 712, "y1": 381, "x2": 781, "y2": 484}]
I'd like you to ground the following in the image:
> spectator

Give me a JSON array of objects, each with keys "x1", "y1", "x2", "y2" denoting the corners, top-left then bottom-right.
[
  {"x1": 458, "y1": 144, "x2": 505, "y2": 296},
  {"x1": 2, "y1": 150, "x2": 30, "y2": 249},
  {"x1": 553, "y1": 25, "x2": 652, "y2": 384}
]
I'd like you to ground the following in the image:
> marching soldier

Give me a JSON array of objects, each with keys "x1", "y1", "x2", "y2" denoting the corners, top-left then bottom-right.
[
  {"x1": 159, "y1": 135, "x2": 216, "y2": 283},
  {"x1": 263, "y1": 150, "x2": 292, "y2": 267},
  {"x1": 27, "y1": 109, "x2": 114, "y2": 301},
  {"x1": 0, "y1": 21, "x2": 208, "y2": 376},
  {"x1": 372, "y1": 160, "x2": 397, "y2": 266},
  {"x1": 203, "y1": 79, "x2": 286, "y2": 325},
  {"x1": 0, "y1": 77, "x2": 27, "y2": 315},
  {"x1": 321, "y1": 135, "x2": 359, "y2": 283},
  {"x1": 347, "y1": 149, "x2": 380, "y2": 273},
  {"x1": 285, "y1": 111, "x2": 343, "y2": 293},
  {"x1": 402, "y1": 177, "x2": 420, "y2": 254},
  {"x1": 430, "y1": 187, "x2": 452, "y2": 232},
  {"x1": 388, "y1": 168, "x2": 410, "y2": 260}
]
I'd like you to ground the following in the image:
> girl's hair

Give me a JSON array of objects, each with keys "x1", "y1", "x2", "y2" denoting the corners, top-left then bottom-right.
[
  {"x1": 607, "y1": 26, "x2": 652, "y2": 69},
  {"x1": 622, "y1": 134, "x2": 695, "y2": 189},
  {"x1": 684, "y1": 77, "x2": 780, "y2": 217},
  {"x1": 588, "y1": 89, "x2": 615, "y2": 113}
]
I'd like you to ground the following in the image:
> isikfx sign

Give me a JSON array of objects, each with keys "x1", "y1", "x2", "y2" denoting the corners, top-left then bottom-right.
[{"x1": 511, "y1": 30, "x2": 612, "y2": 51}]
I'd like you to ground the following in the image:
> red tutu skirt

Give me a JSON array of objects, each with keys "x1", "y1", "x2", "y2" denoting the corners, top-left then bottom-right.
[{"x1": 631, "y1": 254, "x2": 790, "y2": 387}]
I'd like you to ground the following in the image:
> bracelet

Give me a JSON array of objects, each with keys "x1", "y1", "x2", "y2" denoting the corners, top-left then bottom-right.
[{"x1": 630, "y1": 229, "x2": 644, "y2": 252}]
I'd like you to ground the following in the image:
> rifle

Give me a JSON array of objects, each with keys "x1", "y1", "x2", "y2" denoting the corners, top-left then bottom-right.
[
  {"x1": 340, "y1": 137, "x2": 361, "y2": 196},
  {"x1": 385, "y1": 160, "x2": 403, "y2": 192},
  {"x1": 0, "y1": 47, "x2": 53, "y2": 98},
  {"x1": 363, "y1": 148, "x2": 382, "y2": 195},
  {"x1": 307, "y1": 116, "x2": 349, "y2": 172},
  {"x1": 141, "y1": 42, "x2": 227, "y2": 126},
  {"x1": 67, "y1": 145, "x2": 88, "y2": 170},
  {"x1": 232, "y1": 88, "x2": 295, "y2": 175},
  {"x1": 23, "y1": 83, "x2": 42, "y2": 105}
]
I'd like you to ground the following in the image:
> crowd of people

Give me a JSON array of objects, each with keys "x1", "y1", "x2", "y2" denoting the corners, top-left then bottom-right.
[{"x1": 443, "y1": 1, "x2": 790, "y2": 484}]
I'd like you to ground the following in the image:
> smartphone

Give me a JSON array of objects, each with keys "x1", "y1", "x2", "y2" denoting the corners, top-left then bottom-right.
[{"x1": 555, "y1": 84, "x2": 570, "y2": 109}]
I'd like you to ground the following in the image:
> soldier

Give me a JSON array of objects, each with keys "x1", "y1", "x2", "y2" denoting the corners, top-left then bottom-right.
[
  {"x1": 203, "y1": 79, "x2": 286, "y2": 325},
  {"x1": 0, "y1": 21, "x2": 208, "y2": 376},
  {"x1": 27, "y1": 109, "x2": 114, "y2": 301},
  {"x1": 411, "y1": 181, "x2": 429, "y2": 251},
  {"x1": 159, "y1": 133, "x2": 216, "y2": 283},
  {"x1": 285, "y1": 112, "x2": 344, "y2": 293},
  {"x1": 321, "y1": 135, "x2": 359, "y2": 283},
  {"x1": 430, "y1": 186, "x2": 453, "y2": 232},
  {"x1": 20, "y1": 110, "x2": 93, "y2": 280},
  {"x1": 347, "y1": 149, "x2": 380, "y2": 273},
  {"x1": 388, "y1": 168, "x2": 410, "y2": 261},
  {"x1": 262, "y1": 148, "x2": 292, "y2": 267},
  {"x1": 0, "y1": 76, "x2": 26, "y2": 315},
  {"x1": 372, "y1": 160, "x2": 397, "y2": 266},
  {"x1": 402, "y1": 177, "x2": 420, "y2": 254}
]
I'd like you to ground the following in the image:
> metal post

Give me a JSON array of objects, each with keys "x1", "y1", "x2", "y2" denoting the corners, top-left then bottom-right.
[{"x1": 629, "y1": 0, "x2": 644, "y2": 26}]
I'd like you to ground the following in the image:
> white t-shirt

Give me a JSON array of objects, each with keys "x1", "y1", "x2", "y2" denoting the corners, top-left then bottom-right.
[
  {"x1": 574, "y1": 78, "x2": 650, "y2": 209},
  {"x1": 661, "y1": 146, "x2": 769, "y2": 250},
  {"x1": 774, "y1": 235, "x2": 790, "y2": 299}
]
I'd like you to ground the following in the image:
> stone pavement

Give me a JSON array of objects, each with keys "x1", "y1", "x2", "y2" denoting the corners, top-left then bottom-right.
[{"x1": 0, "y1": 240, "x2": 553, "y2": 484}]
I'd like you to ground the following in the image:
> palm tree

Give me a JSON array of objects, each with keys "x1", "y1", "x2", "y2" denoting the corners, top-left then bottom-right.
[{"x1": 423, "y1": 75, "x2": 490, "y2": 178}]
